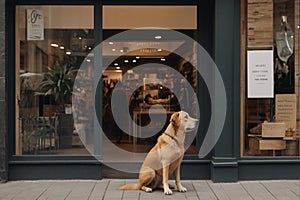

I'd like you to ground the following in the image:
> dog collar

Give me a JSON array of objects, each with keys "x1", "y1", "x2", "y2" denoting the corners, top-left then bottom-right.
[
  {"x1": 164, "y1": 132, "x2": 179, "y2": 146},
  {"x1": 164, "y1": 132, "x2": 175, "y2": 140}
]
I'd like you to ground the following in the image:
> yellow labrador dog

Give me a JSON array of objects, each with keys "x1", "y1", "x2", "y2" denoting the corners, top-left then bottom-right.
[{"x1": 119, "y1": 111, "x2": 198, "y2": 195}]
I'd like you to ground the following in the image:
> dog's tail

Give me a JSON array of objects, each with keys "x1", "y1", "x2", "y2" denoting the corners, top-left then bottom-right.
[{"x1": 119, "y1": 183, "x2": 140, "y2": 190}]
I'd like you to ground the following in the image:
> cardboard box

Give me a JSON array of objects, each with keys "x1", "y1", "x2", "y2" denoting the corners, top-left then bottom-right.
[
  {"x1": 248, "y1": 137, "x2": 269, "y2": 156},
  {"x1": 262, "y1": 122, "x2": 285, "y2": 138},
  {"x1": 248, "y1": 137, "x2": 286, "y2": 156},
  {"x1": 259, "y1": 139, "x2": 286, "y2": 150}
]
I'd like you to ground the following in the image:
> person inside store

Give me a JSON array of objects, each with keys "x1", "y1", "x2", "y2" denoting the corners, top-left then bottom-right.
[
  {"x1": 111, "y1": 81, "x2": 128, "y2": 143},
  {"x1": 144, "y1": 93, "x2": 170, "y2": 105}
]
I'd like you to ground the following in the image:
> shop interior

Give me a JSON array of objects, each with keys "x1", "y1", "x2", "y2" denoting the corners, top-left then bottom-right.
[
  {"x1": 16, "y1": 5, "x2": 198, "y2": 155},
  {"x1": 101, "y1": 32, "x2": 198, "y2": 153}
]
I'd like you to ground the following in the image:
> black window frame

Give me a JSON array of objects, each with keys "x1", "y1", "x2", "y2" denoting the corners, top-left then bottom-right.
[{"x1": 7, "y1": 0, "x2": 214, "y2": 163}]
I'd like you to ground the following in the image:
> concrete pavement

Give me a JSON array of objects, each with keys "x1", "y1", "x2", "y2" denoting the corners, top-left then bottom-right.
[{"x1": 0, "y1": 179, "x2": 299, "y2": 200}]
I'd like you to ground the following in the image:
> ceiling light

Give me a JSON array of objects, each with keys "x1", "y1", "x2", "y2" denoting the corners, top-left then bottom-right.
[
  {"x1": 50, "y1": 43, "x2": 59, "y2": 48},
  {"x1": 161, "y1": 58, "x2": 166, "y2": 61},
  {"x1": 109, "y1": 42, "x2": 114, "y2": 45},
  {"x1": 66, "y1": 51, "x2": 72, "y2": 55},
  {"x1": 112, "y1": 49, "x2": 116, "y2": 52},
  {"x1": 297, "y1": 25, "x2": 300, "y2": 29},
  {"x1": 120, "y1": 49, "x2": 124, "y2": 53},
  {"x1": 59, "y1": 46, "x2": 65, "y2": 50},
  {"x1": 132, "y1": 60, "x2": 137, "y2": 63},
  {"x1": 157, "y1": 49, "x2": 162, "y2": 52},
  {"x1": 155, "y1": 35, "x2": 162, "y2": 39},
  {"x1": 136, "y1": 56, "x2": 140, "y2": 59},
  {"x1": 116, "y1": 67, "x2": 121, "y2": 70},
  {"x1": 86, "y1": 59, "x2": 91, "y2": 62},
  {"x1": 78, "y1": 36, "x2": 82, "y2": 40},
  {"x1": 124, "y1": 60, "x2": 129, "y2": 63},
  {"x1": 114, "y1": 63, "x2": 118, "y2": 66}
]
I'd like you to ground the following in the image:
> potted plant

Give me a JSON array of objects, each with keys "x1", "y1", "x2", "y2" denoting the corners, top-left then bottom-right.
[
  {"x1": 38, "y1": 64, "x2": 76, "y2": 111},
  {"x1": 37, "y1": 64, "x2": 77, "y2": 148}
]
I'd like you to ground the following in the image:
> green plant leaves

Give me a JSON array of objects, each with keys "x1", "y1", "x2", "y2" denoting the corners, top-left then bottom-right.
[{"x1": 36, "y1": 64, "x2": 77, "y2": 109}]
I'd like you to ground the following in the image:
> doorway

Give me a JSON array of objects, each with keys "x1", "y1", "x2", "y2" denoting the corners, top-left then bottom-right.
[{"x1": 100, "y1": 6, "x2": 199, "y2": 162}]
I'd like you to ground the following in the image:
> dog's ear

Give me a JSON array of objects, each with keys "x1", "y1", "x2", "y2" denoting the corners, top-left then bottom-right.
[{"x1": 170, "y1": 112, "x2": 180, "y2": 127}]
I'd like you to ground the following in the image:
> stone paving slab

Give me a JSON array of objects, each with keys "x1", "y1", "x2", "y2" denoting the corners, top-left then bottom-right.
[{"x1": 0, "y1": 179, "x2": 299, "y2": 200}]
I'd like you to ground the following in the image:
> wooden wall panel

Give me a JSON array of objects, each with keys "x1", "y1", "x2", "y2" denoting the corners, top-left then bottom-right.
[
  {"x1": 247, "y1": 0, "x2": 273, "y2": 48},
  {"x1": 295, "y1": 0, "x2": 299, "y2": 124},
  {"x1": 241, "y1": 0, "x2": 247, "y2": 156}
]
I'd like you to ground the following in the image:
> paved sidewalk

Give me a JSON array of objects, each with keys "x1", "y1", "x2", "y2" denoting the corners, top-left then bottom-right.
[{"x1": 0, "y1": 179, "x2": 299, "y2": 200}]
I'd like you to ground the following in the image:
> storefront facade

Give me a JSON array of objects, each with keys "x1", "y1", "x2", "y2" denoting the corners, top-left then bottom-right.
[{"x1": 0, "y1": 0, "x2": 299, "y2": 182}]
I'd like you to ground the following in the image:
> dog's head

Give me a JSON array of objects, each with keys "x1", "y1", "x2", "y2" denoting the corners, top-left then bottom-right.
[{"x1": 170, "y1": 111, "x2": 198, "y2": 132}]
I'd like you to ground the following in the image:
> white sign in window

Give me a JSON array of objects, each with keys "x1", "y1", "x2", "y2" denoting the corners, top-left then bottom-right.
[
  {"x1": 27, "y1": 9, "x2": 44, "y2": 40},
  {"x1": 247, "y1": 50, "x2": 274, "y2": 98}
]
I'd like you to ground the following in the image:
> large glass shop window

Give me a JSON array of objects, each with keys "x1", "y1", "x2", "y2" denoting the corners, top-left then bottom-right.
[
  {"x1": 15, "y1": 5, "x2": 199, "y2": 158},
  {"x1": 101, "y1": 6, "x2": 199, "y2": 157},
  {"x1": 242, "y1": 0, "x2": 300, "y2": 157},
  {"x1": 15, "y1": 6, "x2": 93, "y2": 155}
]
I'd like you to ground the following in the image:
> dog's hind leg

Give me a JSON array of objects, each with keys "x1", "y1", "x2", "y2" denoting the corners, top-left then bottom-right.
[{"x1": 139, "y1": 167, "x2": 155, "y2": 192}]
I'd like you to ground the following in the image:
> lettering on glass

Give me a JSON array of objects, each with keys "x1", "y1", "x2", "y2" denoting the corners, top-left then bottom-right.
[{"x1": 27, "y1": 9, "x2": 44, "y2": 40}]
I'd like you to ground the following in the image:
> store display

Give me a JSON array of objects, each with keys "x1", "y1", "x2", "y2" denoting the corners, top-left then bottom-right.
[
  {"x1": 261, "y1": 122, "x2": 285, "y2": 138},
  {"x1": 244, "y1": 0, "x2": 299, "y2": 157},
  {"x1": 275, "y1": 16, "x2": 294, "y2": 75},
  {"x1": 274, "y1": 16, "x2": 295, "y2": 94}
]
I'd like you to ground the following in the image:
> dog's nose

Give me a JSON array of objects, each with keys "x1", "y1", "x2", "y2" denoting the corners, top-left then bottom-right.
[{"x1": 192, "y1": 118, "x2": 199, "y2": 122}]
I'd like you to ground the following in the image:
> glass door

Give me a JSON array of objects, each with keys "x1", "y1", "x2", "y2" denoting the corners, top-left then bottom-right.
[{"x1": 100, "y1": 6, "x2": 199, "y2": 164}]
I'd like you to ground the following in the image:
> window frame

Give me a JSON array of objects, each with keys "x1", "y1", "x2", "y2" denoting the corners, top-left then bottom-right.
[{"x1": 8, "y1": 0, "x2": 213, "y2": 162}]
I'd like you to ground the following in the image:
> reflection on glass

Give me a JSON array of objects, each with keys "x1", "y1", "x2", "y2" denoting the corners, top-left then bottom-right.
[{"x1": 16, "y1": 6, "x2": 93, "y2": 155}]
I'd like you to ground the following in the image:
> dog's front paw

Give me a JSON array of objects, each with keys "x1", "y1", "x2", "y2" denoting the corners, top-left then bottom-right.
[
  {"x1": 178, "y1": 185, "x2": 187, "y2": 192},
  {"x1": 164, "y1": 187, "x2": 173, "y2": 195}
]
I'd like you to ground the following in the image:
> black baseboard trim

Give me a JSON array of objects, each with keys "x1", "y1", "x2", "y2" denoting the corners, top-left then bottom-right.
[
  {"x1": 238, "y1": 160, "x2": 300, "y2": 181},
  {"x1": 8, "y1": 161, "x2": 102, "y2": 180},
  {"x1": 211, "y1": 157, "x2": 238, "y2": 182},
  {"x1": 102, "y1": 160, "x2": 211, "y2": 180},
  {"x1": 7, "y1": 158, "x2": 300, "y2": 181}
]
